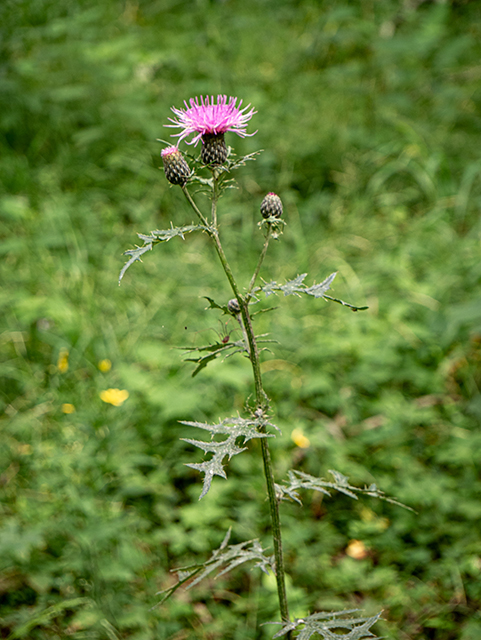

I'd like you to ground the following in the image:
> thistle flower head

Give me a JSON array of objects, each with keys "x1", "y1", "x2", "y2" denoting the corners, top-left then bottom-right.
[
  {"x1": 161, "y1": 145, "x2": 191, "y2": 185},
  {"x1": 260, "y1": 192, "x2": 283, "y2": 219},
  {"x1": 160, "y1": 145, "x2": 178, "y2": 158},
  {"x1": 165, "y1": 95, "x2": 257, "y2": 147}
]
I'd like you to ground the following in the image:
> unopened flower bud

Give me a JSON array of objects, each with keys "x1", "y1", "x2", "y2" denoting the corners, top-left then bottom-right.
[
  {"x1": 161, "y1": 146, "x2": 191, "y2": 186},
  {"x1": 201, "y1": 133, "x2": 228, "y2": 165},
  {"x1": 260, "y1": 193, "x2": 283, "y2": 219},
  {"x1": 227, "y1": 298, "x2": 241, "y2": 315}
]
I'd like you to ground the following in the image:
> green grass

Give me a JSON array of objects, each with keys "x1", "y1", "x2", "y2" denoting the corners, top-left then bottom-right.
[{"x1": 1, "y1": 1, "x2": 481, "y2": 638}]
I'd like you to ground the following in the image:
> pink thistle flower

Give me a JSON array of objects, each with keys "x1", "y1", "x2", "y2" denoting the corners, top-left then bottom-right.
[
  {"x1": 160, "y1": 145, "x2": 179, "y2": 157},
  {"x1": 165, "y1": 95, "x2": 257, "y2": 147}
]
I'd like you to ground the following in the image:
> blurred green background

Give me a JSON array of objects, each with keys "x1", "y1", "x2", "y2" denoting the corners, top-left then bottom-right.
[{"x1": 1, "y1": 0, "x2": 481, "y2": 638}]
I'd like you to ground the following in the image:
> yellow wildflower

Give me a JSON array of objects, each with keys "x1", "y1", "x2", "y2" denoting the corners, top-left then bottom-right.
[
  {"x1": 100, "y1": 388, "x2": 129, "y2": 406},
  {"x1": 57, "y1": 348, "x2": 69, "y2": 373},
  {"x1": 98, "y1": 359, "x2": 112, "y2": 372},
  {"x1": 61, "y1": 403, "x2": 75, "y2": 414},
  {"x1": 291, "y1": 428, "x2": 310, "y2": 448},
  {"x1": 346, "y1": 539, "x2": 368, "y2": 560}
]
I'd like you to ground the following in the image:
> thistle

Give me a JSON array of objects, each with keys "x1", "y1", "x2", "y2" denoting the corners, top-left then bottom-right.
[
  {"x1": 165, "y1": 94, "x2": 257, "y2": 165},
  {"x1": 119, "y1": 94, "x2": 408, "y2": 640}
]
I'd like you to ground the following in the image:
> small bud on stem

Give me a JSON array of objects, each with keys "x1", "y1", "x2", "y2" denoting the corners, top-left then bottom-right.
[
  {"x1": 260, "y1": 192, "x2": 283, "y2": 219},
  {"x1": 161, "y1": 146, "x2": 191, "y2": 186},
  {"x1": 227, "y1": 298, "x2": 241, "y2": 315}
]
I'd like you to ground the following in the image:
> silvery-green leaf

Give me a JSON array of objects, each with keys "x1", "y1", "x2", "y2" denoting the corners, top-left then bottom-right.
[
  {"x1": 278, "y1": 469, "x2": 413, "y2": 511},
  {"x1": 118, "y1": 244, "x2": 153, "y2": 284},
  {"x1": 255, "y1": 272, "x2": 368, "y2": 311},
  {"x1": 119, "y1": 224, "x2": 208, "y2": 283},
  {"x1": 181, "y1": 416, "x2": 279, "y2": 499},
  {"x1": 265, "y1": 609, "x2": 382, "y2": 640},
  {"x1": 304, "y1": 272, "x2": 337, "y2": 298},
  {"x1": 225, "y1": 149, "x2": 263, "y2": 172},
  {"x1": 155, "y1": 530, "x2": 273, "y2": 606}
]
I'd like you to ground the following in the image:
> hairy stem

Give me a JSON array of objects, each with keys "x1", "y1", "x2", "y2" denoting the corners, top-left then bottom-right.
[
  {"x1": 181, "y1": 186, "x2": 209, "y2": 227},
  {"x1": 181, "y1": 178, "x2": 290, "y2": 626},
  {"x1": 211, "y1": 167, "x2": 220, "y2": 227},
  {"x1": 239, "y1": 299, "x2": 289, "y2": 625},
  {"x1": 247, "y1": 226, "x2": 271, "y2": 298}
]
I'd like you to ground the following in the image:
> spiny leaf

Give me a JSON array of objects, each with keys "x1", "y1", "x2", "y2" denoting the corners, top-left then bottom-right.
[
  {"x1": 277, "y1": 469, "x2": 414, "y2": 511},
  {"x1": 184, "y1": 440, "x2": 239, "y2": 495},
  {"x1": 264, "y1": 609, "x2": 382, "y2": 640},
  {"x1": 118, "y1": 243, "x2": 153, "y2": 285},
  {"x1": 119, "y1": 224, "x2": 208, "y2": 283},
  {"x1": 189, "y1": 175, "x2": 214, "y2": 188},
  {"x1": 181, "y1": 416, "x2": 279, "y2": 499},
  {"x1": 257, "y1": 216, "x2": 287, "y2": 239},
  {"x1": 256, "y1": 272, "x2": 368, "y2": 311},
  {"x1": 182, "y1": 334, "x2": 275, "y2": 377},
  {"x1": 192, "y1": 538, "x2": 272, "y2": 587},
  {"x1": 261, "y1": 273, "x2": 309, "y2": 297},
  {"x1": 138, "y1": 224, "x2": 208, "y2": 242},
  {"x1": 155, "y1": 529, "x2": 273, "y2": 606},
  {"x1": 182, "y1": 415, "x2": 280, "y2": 439},
  {"x1": 304, "y1": 272, "x2": 337, "y2": 298},
  {"x1": 210, "y1": 149, "x2": 263, "y2": 182},
  {"x1": 323, "y1": 295, "x2": 369, "y2": 312},
  {"x1": 225, "y1": 149, "x2": 263, "y2": 172},
  {"x1": 204, "y1": 296, "x2": 229, "y2": 313},
  {"x1": 183, "y1": 339, "x2": 247, "y2": 377},
  {"x1": 274, "y1": 482, "x2": 302, "y2": 505}
]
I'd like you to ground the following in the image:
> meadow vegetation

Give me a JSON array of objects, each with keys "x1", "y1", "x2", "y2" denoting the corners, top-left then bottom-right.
[{"x1": 1, "y1": 1, "x2": 481, "y2": 638}]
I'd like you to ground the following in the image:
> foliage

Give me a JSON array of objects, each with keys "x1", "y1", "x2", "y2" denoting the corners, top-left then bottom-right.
[
  {"x1": 181, "y1": 416, "x2": 278, "y2": 499},
  {"x1": 157, "y1": 528, "x2": 274, "y2": 606},
  {"x1": 265, "y1": 610, "x2": 382, "y2": 640},
  {"x1": 257, "y1": 273, "x2": 368, "y2": 311},
  {"x1": 276, "y1": 469, "x2": 413, "y2": 511},
  {"x1": 1, "y1": 0, "x2": 481, "y2": 638},
  {"x1": 119, "y1": 224, "x2": 209, "y2": 284}
]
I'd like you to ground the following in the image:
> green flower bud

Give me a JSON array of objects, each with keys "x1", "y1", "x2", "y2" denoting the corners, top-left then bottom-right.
[
  {"x1": 201, "y1": 133, "x2": 228, "y2": 165},
  {"x1": 161, "y1": 146, "x2": 191, "y2": 186},
  {"x1": 260, "y1": 193, "x2": 283, "y2": 219}
]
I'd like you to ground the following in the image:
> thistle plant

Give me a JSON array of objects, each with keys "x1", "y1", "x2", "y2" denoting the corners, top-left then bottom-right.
[{"x1": 120, "y1": 95, "x2": 409, "y2": 639}]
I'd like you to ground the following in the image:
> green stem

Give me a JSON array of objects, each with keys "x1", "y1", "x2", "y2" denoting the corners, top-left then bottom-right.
[
  {"x1": 239, "y1": 299, "x2": 289, "y2": 625},
  {"x1": 180, "y1": 176, "x2": 290, "y2": 627},
  {"x1": 211, "y1": 167, "x2": 219, "y2": 227},
  {"x1": 260, "y1": 439, "x2": 290, "y2": 620},
  {"x1": 182, "y1": 185, "x2": 240, "y2": 302},
  {"x1": 247, "y1": 226, "x2": 271, "y2": 298},
  {"x1": 181, "y1": 186, "x2": 209, "y2": 227}
]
